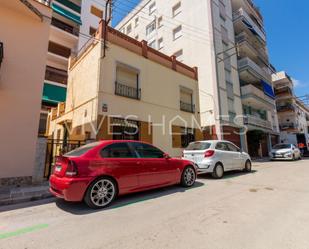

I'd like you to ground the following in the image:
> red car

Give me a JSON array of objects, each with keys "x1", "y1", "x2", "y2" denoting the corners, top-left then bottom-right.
[{"x1": 49, "y1": 140, "x2": 197, "y2": 208}]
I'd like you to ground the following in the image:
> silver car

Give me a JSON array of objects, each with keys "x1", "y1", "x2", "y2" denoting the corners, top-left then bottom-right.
[
  {"x1": 182, "y1": 140, "x2": 252, "y2": 179},
  {"x1": 270, "y1": 143, "x2": 301, "y2": 161}
]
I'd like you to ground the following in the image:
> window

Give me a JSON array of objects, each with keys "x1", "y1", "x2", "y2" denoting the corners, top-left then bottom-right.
[
  {"x1": 172, "y1": 2, "x2": 181, "y2": 17},
  {"x1": 149, "y1": 2, "x2": 156, "y2": 15},
  {"x1": 111, "y1": 118, "x2": 140, "y2": 140},
  {"x1": 219, "y1": 0, "x2": 226, "y2": 20},
  {"x1": 186, "y1": 142, "x2": 211, "y2": 151},
  {"x1": 65, "y1": 142, "x2": 102, "y2": 157},
  {"x1": 127, "y1": 24, "x2": 132, "y2": 34},
  {"x1": 225, "y1": 68, "x2": 232, "y2": 83},
  {"x1": 132, "y1": 143, "x2": 164, "y2": 158},
  {"x1": 181, "y1": 128, "x2": 195, "y2": 148},
  {"x1": 221, "y1": 25, "x2": 228, "y2": 44},
  {"x1": 174, "y1": 49, "x2": 183, "y2": 61},
  {"x1": 180, "y1": 87, "x2": 194, "y2": 113},
  {"x1": 90, "y1": 5, "x2": 103, "y2": 18},
  {"x1": 115, "y1": 64, "x2": 140, "y2": 99},
  {"x1": 146, "y1": 20, "x2": 156, "y2": 35},
  {"x1": 89, "y1": 26, "x2": 96, "y2": 36},
  {"x1": 100, "y1": 143, "x2": 136, "y2": 158},
  {"x1": 38, "y1": 113, "x2": 48, "y2": 135},
  {"x1": 173, "y1": 25, "x2": 182, "y2": 40},
  {"x1": 149, "y1": 40, "x2": 156, "y2": 49},
  {"x1": 226, "y1": 143, "x2": 240, "y2": 152},
  {"x1": 215, "y1": 142, "x2": 229, "y2": 151},
  {"x1": 158, "y1": 38, "x2": 163, "y2": 49},
  {"x1": 135, "y1": 17, "x2": 139, "y2": 27},
  {"x1": 157, "y1": 16, "x2": 163, "y2": 28}
]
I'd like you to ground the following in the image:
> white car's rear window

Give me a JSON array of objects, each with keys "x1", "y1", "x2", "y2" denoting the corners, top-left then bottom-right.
[{"x1": 186, "y1": 142, "x2": 211, "y2": 151}]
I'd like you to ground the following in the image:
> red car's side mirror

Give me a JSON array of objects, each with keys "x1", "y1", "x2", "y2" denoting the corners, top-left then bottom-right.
[{"x1": 163, "y1": 153, "x2": 171, "y2": 159}]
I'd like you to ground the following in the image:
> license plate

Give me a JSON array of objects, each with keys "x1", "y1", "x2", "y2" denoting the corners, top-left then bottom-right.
[{"x1": 54, "y1": 165, "x2": 62, "y2": 172}]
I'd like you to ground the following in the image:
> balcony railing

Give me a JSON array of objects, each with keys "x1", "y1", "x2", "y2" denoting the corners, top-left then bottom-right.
[
  {"x1": 54, "y1": 0, "x2": 81, "y2": 13},
  {"x1": 236, "y1": 32, "x2": 267, "y2": 61},
  {"x1": 115, "y1": 82, "x2": 141, "y2": 100},
  {"x1": 45, "y1": 66, "x2": 68, "y2": 85},
  {"x1": 0, "y1": 42, "x2": 3, "y2": 69},
  {"x1": 241, "y1": 84, "x2": 275, "y2": 106},
  {"x1": 51, "y1": 18, "x2": 79, "y2": 36},
  {"x1": 233, "y1": 8, "x2": 266, "y2": 42},
  {"x1": 180, "y1": 101, "x2": 195, "y2": 113},
  {"x1": 280, "y1": 123, "x2": 298, "y2": 131},
  {"x1": 277, "y1": 104, "x2": 295, "y2": 113},
  {"x1": 244, "y1": 115, "x2": 272, "y2": 129},
  {"x1": 238, "y1": 57, "x2": 271, "y2": 82},
  {"x1": 48, "y1": 41, "x2": 71, "y2": 58}
]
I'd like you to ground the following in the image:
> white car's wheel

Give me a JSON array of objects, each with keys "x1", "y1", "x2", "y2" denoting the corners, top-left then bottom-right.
[
  {"x1": 244, "y1": 160, "x2": 252, "y2": 172},
  {"x1": 212, "y1": 163, "x2": 224, "y2": 179}
]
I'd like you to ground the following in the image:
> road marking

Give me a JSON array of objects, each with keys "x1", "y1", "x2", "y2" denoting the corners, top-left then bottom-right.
[{"x1": 0, "y1": 224, "x2": 48, "y2": 240}]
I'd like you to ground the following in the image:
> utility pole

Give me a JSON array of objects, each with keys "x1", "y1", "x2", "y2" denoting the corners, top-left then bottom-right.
[{"x1": 103, "y1": 0, "x2": 112, "y2": 58}]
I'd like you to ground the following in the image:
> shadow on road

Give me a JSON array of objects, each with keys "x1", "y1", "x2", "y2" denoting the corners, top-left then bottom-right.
[
  {"x1": 55, "y1": 181, "x2": 204, "y2": 215},
  {"x1": 198, "y1": 170, "x2": 258, "y2": 180}
]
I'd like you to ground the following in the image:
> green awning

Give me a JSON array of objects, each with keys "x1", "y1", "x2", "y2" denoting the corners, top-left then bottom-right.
[
  {"x1": 51, "y1": 3, "x2": 82, "y2": 25},
  {"x1": 42, "y1": 83, "x2": 67, "y2": 104}
]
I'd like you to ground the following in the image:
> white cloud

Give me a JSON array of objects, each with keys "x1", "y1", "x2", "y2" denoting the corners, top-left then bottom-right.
[{"x1": 292, "y1": 78, "x2": 308, "y2": 88}]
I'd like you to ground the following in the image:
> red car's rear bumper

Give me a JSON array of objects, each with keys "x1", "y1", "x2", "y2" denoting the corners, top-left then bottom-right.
[{"x1": 49, "y1": 175, "x2": 93, "y2": 202}]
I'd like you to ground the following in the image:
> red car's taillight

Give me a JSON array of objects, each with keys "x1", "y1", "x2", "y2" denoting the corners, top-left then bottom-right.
[
  {"x1": 65, "y1": 160, "x2": 78, "y2": 177},
  {"x1": 204, "y1": 150, "x2": 215, "y2": 158}
]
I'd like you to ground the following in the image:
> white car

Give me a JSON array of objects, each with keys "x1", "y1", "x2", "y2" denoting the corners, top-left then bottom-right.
[
  {"x1": 182, "y1": 140, "x2": 252, "y2": 179},
  {"x1": 270, "y1": 143, "x2": 301, "y2": 161}
]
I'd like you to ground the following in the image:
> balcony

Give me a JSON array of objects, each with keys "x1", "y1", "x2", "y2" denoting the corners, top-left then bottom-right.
[
  {"x1": 48, "y1": 41, "x2": 71, "y2": 58},
  {"x1": 231, "y1": 0, "x2": 263, "y2": 23},
  {"x1": 45, "y1": 66, "x2": 68, "y2": 85},
  {"x1": 180, "y1": 101, "x2": 195, "y2": 113},
  {"x1": 244, "y1": 115, "x2": 272, "y2": 130},
  {"x1": 241, "y1": 84, "x2": 275, "y2": 108},
  {"x1": 238, "y1": 57, "x2": 271, "y2": 83},
  {"x1": 277, "y1": 104, "x2": 295, "y2": 113},
  {"x1": 236, "y1": 32, "x2": 268, "y2": 62},
  {"x1": 280, "y1": 123, "x2": 298, "y2": 132},
  {"x1": 233, "y1": 8, "x2": 266, "y2": 42},
  {"x1": 115, "y1": 82, "x2": 141, "y2": 100},
  {"x1": 51, "y1": 18, "x2": 79, "y2": 36}
]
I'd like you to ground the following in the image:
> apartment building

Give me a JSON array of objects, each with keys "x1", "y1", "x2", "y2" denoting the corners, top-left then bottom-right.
[
  {"x1": 46, "y1": 22, "x2": 201, "y2": 157},
  {"x1": 231, "y1": 0, "x2": 279, "y2": 156},
  {"x1": 115, "y1": 0, "x2": 245, "y2": 148},
  {"x1": 40, "y1": 0, "x2": 107, "y2": 134},
  {"x1": 0, "y1": 0, "x2": 52, "y2": 185},
  {"x1": 272, "y1": 71, "x2": 309, "y2": 150}
]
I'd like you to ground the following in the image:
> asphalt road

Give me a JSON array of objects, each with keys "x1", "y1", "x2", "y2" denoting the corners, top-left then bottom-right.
[{"x1": 1, "y1": 159, "x2": 309, "y2": 249}]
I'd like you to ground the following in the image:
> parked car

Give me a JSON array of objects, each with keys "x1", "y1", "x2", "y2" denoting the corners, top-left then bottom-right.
[
  {"x1": 270, "y1": 143, "x2": 301, "y2": 161},
  {"x1": 182, "y1": 140, "x2": 252, "y2": 179},
  {"x1": 49, "y1": 140, "x2": 197, "y2": 209}
]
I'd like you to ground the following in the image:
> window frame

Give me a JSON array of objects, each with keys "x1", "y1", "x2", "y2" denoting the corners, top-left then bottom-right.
[
  {"x1": 173, "y1": 25, "x2": 182, "y2": 40},
  {"x1": 130, "y1": 142, "x2": 165, "y2": 159},
  {"x1": 146, "y1": 20, "x2": 156, "y2": 35},
  {"x1": 172, "y1": 2, "x2": 181, "y2": 17}
]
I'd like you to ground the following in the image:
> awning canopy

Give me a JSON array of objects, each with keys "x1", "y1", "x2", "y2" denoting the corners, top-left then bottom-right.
[
  {"x1": 262, "y1": 80, "x2": 275, "y2": 99},
  {"x1": 42, "y1": 83, "x2": 67, "y2": 105},
  {"x1": 51, "y1": 3, "x2": 82, "y2": 25}
]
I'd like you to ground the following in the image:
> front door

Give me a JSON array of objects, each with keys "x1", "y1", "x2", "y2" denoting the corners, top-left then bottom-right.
[{"x1": 130, "y1": 142, "x2": 178, "y2": 188}]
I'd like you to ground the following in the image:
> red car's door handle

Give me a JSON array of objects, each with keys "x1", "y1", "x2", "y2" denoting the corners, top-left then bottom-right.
[{"x1": 136, "y1": 161, "x2": 142, "y2": 165}]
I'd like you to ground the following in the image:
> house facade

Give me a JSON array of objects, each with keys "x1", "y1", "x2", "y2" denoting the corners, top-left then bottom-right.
[
  {"x1": 231, "y1": 0, "x2": 279, "y2": 156},
  {"x1": 115, "y1": 0, "x2": 245, "y2": 149},
  {"x1": 47, "y1": 22, "x2": 201, "y2": 157},
  {"x1": 272, "y1": 71, "x2": 309, "y2": 150},
  {"x1": 0, "y1": 0, "x2": 52, "y2": 185}
]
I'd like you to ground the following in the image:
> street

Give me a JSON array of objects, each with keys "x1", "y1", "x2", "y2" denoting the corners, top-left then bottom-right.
[{"x1": 1, "y1": 159, "x2": 309, "y2": 249}]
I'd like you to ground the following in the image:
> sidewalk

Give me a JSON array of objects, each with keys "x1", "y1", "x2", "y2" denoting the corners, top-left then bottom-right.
[{"x1": 0, "y1": 182, "x2": 52, "y2": 206}]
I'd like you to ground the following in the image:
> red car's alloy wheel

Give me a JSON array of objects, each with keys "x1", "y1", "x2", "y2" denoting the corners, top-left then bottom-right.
[
  {"x1": 182, "y1": 167, "x2": 196, "y2": 187},
  {"x1": 85, "y1": 178, "x2": 117, "y2": 208}
]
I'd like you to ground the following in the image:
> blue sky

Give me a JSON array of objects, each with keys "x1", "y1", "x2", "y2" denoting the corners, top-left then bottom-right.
[{"x1": 112, "y1": 0, "x2": 309, "y2": 97}]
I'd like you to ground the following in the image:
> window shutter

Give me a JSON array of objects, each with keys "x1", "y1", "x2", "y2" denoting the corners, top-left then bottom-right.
[
  {"x1": 96, "y1": 115, "x2": 112, "y2": 140},
  {"x1": 140, "y1": 121, "x2": 153, "y2": 143},
  {"x1": 172, "y1": 125, "x2": 182, "y2": 148}
]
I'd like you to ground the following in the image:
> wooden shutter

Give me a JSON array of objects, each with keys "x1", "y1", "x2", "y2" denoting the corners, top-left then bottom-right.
[
  {"x1": 96, "y1": 115, "x2": 112, "y2": 140},
  {"x1": 140, "y1": 121, "x2": 153, "y2": 143},
  {"x1": 195, "y1": 128, "x2": 204, "y2": 141},
  {"x1": 172, "y1": 125, "x2": 181, "y2": 148}
]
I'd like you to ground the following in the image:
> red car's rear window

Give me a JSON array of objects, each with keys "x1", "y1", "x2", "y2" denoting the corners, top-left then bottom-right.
[{"x1": 65, "y1": 142, "x2": 101, "y2": 157}]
